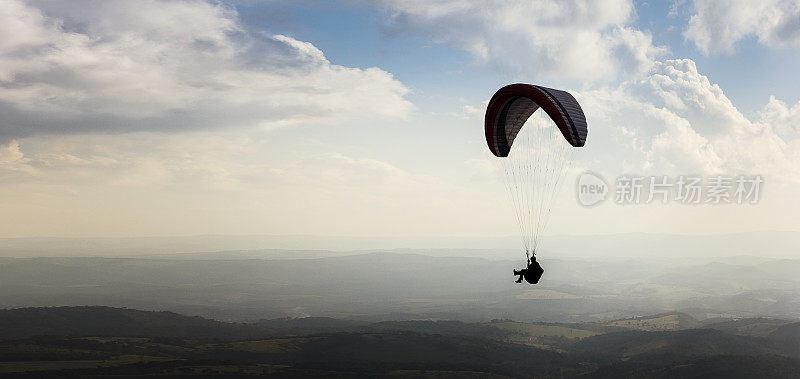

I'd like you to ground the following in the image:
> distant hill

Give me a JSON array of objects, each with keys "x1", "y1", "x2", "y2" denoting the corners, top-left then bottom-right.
[
  {"x1": 255, "y1": 316, "x2": 365, "y2": 330},
  {"x1": 0, "y1": 306, "x2": 273, "y2": 341},
  {"x1": 364, "y1": 320, "x2": 512, "y2": 339},
  {"x1": 605, "y1": 312, "x2": 701, "y2": 331},
  {"x1": 2, "y1": 252, "x2": 800, "y2": 323},
  {"x1": 3, "y1": 231, "x2": 800, "y2": 259},
  {"x1": 768, "y1": 322, "x2": 800, "y2": 357},
  {"x1": 703, "y1": 317, "x2": 792, "y2": 337},
  {"x1": 574, "y1": 329, "x2": 783, "y2": 357}
]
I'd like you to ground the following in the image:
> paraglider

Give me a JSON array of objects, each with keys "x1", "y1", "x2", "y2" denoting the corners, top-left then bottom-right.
[
  {"x1": 514, "y1": 255, "x2": 544, "y2": 284},
  {"x1": 484, "y1": 84, "x2": 588, "y2": 284}
]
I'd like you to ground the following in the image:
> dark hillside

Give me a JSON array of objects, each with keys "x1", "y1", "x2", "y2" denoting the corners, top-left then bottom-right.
[
  {"x1": 589, "y1": 355, "x2": 800, "y2": 379},
  {"x1": 573, "y1": 329, "x2": 780, "y2": 357},
  {"x1": 0, "y1": 306, "x2": 799, "y2": 377}
]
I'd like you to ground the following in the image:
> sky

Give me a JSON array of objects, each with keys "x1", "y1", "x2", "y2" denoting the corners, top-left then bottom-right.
[{"x1": 1, "y1": 0, "x2": 800, "y2": 240}]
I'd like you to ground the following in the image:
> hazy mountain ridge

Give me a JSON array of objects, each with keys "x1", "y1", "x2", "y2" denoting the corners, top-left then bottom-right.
[
  {"x1": 2, "y1": 231, "x2": 800, "y2": 259},
  {"x1": 1, "y1": 252, "x2": 798, "y2": 323},
  {"x1": 0, "y1": 306, "x2": 277, "y2": 341}
]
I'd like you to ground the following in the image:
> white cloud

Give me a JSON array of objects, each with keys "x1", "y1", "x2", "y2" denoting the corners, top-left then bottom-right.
[
  {"x1": 461, "y1": 101, "x2": 488, "y2": 120},
  {"x1": 578, "y1": 59, "x2": 799, "y2": 181},
  {"x1": 0, "y1": 0, "x2": 411, "y2": 140},
  {"x1": 683, "y1": 0, "x2": 800, "y2": 54},
  {"x1": 0, "y1": 140, "x2": 36, "y2": 177},
  {"x1": 377, "y1": 0, "x2": 666, "y2": 82},
  {"x1": 759, "y1": 95, "x2": 800, "y2": 140}
]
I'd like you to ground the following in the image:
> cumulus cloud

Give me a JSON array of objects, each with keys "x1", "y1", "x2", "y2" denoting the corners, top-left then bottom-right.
[
  {"x1": 0, "y1": 0, "x2": 411, "y2": 141},
  {"x1": 579, "y1": 59, "x2": 799, "y2": 181},
  {"x1": 377, "y1": 0, "x2": 666, "y2": 82},
  {"x1": 683, "y1": 0, "x2": 800, "y2": 54},
  {"x1": 759, "y1": 96, "x2": 800, "y2": 140}
]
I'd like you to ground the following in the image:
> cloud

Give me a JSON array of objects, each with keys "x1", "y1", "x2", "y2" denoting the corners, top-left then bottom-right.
[
  {"x1": 461, "y1": 104, "x2": 483, "y2": 119},
  {"x1": 0, "y1": 0, "x2": 411, "y2": 141},
  {"x1": 683, "y1": 0, "x2": 800, "y2": 54},
  {"x1": 377, "y1": 0, "x2": 666, "y2": 82},
  {"x1": 0, "y1": 140, "x2": 36, "y2": 179},
  {"x1": 759, "y1": 95, "x2": 800, "y2": 140},
  {"x1": 578, "y1": 58, "x2": 799, "y2": 181}
]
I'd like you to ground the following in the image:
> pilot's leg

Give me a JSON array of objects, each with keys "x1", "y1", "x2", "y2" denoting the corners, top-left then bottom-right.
[{"x1": 514, "y1": 269, "x2": 526, "y2": 283}]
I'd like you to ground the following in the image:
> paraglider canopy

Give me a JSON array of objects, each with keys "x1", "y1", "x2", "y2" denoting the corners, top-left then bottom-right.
[
  {"x1": 483, "y1": 83, "x2": 587, "y2": 260},
  {"x1": 485, "y1": 83, "x2": 587, "y2": 157}
]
